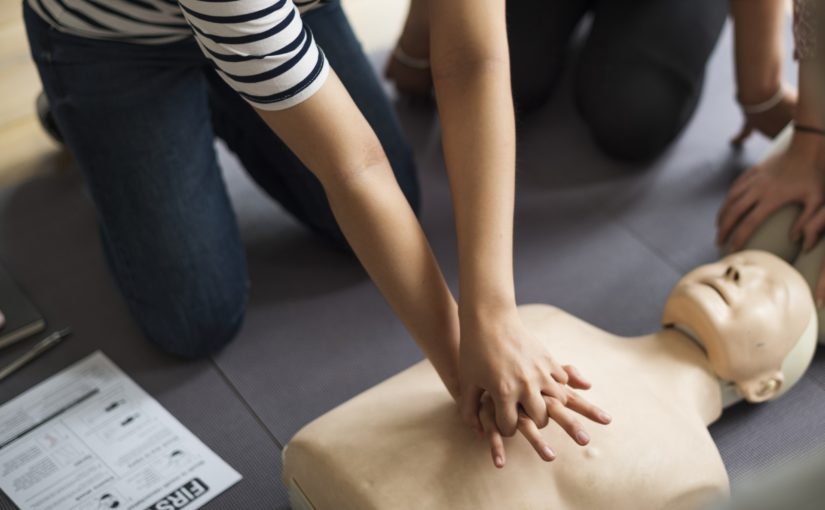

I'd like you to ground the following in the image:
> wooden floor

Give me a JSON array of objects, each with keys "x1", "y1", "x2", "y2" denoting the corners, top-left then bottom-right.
[
  {"x1": 0, "y1": 1, "x2": 64, "y2": 187},
  {"x1": 0, "y1": 0, "x2": 407, "y2": 189}
]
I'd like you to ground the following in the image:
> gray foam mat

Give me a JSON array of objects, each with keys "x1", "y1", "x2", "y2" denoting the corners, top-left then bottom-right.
[
  {"x1": 0, "y1": 171, "x2": 290, "y2": 509},
  {"x1": 710, "y1": 351, "x2": 825, "y2": 481}
]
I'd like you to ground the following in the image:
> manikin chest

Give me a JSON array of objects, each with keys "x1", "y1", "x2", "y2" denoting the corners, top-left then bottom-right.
[{"x1": 283, "y1": 306, "x2": 730, "y2": 510}]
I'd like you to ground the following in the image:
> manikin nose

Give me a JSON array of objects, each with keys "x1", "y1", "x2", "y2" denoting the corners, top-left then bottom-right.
[{"x1": 723, "y1": 266, "x2": 740, "y2": 283}]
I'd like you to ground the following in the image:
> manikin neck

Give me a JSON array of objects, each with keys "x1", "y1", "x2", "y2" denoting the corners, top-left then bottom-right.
[{"x1": 664, "y1": 325, "x2": 743, "y2": 409}]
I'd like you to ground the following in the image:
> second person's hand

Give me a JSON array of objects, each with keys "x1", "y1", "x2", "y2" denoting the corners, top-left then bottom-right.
[{"x1": 717, "y1": 130, "x2": 825, "y2": 250}]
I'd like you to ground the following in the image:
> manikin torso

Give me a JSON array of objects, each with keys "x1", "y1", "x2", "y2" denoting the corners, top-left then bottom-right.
[
  {"x1": 285, "y1": 305, "x2": 730, "y2": 510},
  {"x1": 284, "y1": 251, "x2": 816, "y2": 510}
]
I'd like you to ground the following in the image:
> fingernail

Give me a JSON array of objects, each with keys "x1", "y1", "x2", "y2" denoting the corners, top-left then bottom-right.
[
  {"x1": 542, "y1": 446, "x2": 556, "y2": 460},
  {"x1": 575, "y1": 430, "x2": 590, "y2": 445},
  {"x1": 599, "y1": 411, "x2": 612, "y2": 423},
  {"x1": 494, "y1": 455, "x2": 504, "y2": 468}
]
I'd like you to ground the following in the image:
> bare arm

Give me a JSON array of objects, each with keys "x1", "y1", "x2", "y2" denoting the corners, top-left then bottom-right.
[
  {"x1": 718, "y1": 1, "x2": 825, "y2": 249},
  {"x1": 384, "y1": 0, "x2": 432, "y2": 97},
  {"x1": 429, "y1": 0, "x2": 516, "y2": 319},
  {"x1": 731, "y1": 0, "x2": 787, "y2": 103},
  {"x1": 729, "y1": 0, "x2": 796, "y2": 142},
  {"x1": 428, "y1": 0, "x2": 598, "y2": 441},
  {"x1": 256, "y1": 73, "x2": 461, "y2": 398}
]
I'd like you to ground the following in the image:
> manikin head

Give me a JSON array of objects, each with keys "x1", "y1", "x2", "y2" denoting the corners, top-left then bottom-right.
[{"x1": 662, "y1": 251, "x2": 817, "y2": 403}]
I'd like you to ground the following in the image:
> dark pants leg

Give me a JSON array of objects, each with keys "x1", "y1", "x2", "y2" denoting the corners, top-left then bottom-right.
[
  {"x1": 24, "y1": 4, "x2": 248, "y2": 358},
  {"x1": 207, "y1": 0, "x2": 419, "y2": 248},
  {"x1": 575, "y1": 0, "x2": 727, "y2": 162},
  {"x1": 23, "y1": 0, "x2": 418, "y2": 357},
  {"x1": 507, "y1": 0, "x2": 593, "y2": 114}
]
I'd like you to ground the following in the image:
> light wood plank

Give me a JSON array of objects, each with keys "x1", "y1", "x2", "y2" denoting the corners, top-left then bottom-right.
[{"x1": 0, "y1": 116, "x2": 65, "y2": 188}]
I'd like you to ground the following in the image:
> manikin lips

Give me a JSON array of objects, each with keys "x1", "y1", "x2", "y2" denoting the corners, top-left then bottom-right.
[{"x1": 701, "y1": 280, "x2": 729, "y2": 305}]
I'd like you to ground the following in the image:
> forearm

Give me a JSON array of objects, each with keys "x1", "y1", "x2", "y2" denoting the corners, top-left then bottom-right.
[
  {"x1": 438, "y1": 72, "x2": 517, "y2": 315},
  {"x1": 730, "y1": 0, "x2": 787, "y2": 102},
  {"x1": 325, "y1": 165, "x2": 461, "y2": 397},
  {"x1": 257, "y1": 73, "x2": 460, "y2": 396},
  {"x1": 789, "y1": 59, "x2": 825, "y2": 165},
  {"x1": 398, "y1": 0, "x2": 430, "y2": 58},
  {"x1": 430, "y1": 0, "x2": 517, "y2": 314},
  {"x1": 795, "y1": 58, "x2": 824, "y2": 127}
]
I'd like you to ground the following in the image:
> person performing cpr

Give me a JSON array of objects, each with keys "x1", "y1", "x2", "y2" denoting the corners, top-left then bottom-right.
[{"x1": 23, "y1": 0, "x2": 602, "y2": 453}]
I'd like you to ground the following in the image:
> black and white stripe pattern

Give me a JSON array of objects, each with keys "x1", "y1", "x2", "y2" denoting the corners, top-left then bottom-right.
[{"x1": 27, "y1": 0, "x2": 329, "y2": 110}]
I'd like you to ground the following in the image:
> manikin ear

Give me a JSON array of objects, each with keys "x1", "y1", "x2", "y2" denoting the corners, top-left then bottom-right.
[{"x1": 737, "y1": 372, "x2": 785, "y2": 403}]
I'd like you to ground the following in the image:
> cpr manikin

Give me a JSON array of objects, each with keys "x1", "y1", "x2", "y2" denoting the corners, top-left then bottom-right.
[
  {"x1": 283, "y1": 251, "x2": 817, "y2": 510},
  {"x1": 728, "y1": 126, "x2": 825, "y2": 344}
]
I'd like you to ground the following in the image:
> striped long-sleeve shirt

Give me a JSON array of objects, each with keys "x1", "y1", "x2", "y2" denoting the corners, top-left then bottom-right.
[{"x1": 26, "y1": 0, "x2": 330, "y2": 110}]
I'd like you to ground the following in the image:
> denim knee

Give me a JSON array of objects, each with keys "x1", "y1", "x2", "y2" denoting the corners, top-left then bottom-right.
[{"x1": 130, "y1": 279, "x2": 249, "y2": 359}]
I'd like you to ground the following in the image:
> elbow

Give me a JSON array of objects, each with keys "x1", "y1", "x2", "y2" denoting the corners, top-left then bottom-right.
[{"x1": 318, "y1": 137, "x2": 392, "y2": 188}]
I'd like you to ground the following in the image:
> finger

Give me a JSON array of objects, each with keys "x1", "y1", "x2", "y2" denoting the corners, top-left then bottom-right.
[
  {"x1": 729, "y1": 201, "x2": 782, "y2": 251},
  {"x1": 816, "y1": 258, "x2": 825, "y2": 310},
  {"x1": 491, "y1": 392, "x2": 520, "y2": 437},
  {"x1": 802, "y1": 208, "x2": 825, "y2": 252},
  {"x1": 730, "y1": 121, "x2": 753, "y2": 147},
  {"x1": 540, "y1": 377, "x2": 569, "y2": 406},
  {"x1": 722, "y1": 170, "x2": 758, "y2": 209},
  {"x1": 516, "y1": 413, "x2": 556, "y2": 462},
  {"x1": 716, "y1": 190, "x2": 759, "y2": 246},
  {"x1": 479, "y1": 399, "x2": 506, "y2": 468},
  {"x1": 547, "y1": 397, "x2": 590, "y2": 446},
  {"x1": 563, "y1": 365, "x2": 591, "y2": 390},
  {"x1": 791, "y1": 200, "x2": 823, "y2": 243},
  {"x1": 548, "y1": 358, "x2": 569, "y2": 385},
  {"x1": 520, "y1": 390, "x2": 550, "y2": 429},
  {"x1": 562, "y1": 389, "x2": 612, "y2": 425},
  {"x1": 459, "y1": 386, "x2": 484, "y2": 432}
]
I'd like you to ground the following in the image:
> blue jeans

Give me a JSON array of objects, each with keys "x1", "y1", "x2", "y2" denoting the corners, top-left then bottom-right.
[{"x1": 23, "y1": 1, "x2": 419, "y2": 358}]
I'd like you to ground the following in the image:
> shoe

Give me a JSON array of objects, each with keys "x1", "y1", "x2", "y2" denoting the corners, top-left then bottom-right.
[{"x1": 36, "y1": 91, "x2": 64, "y2": 144}]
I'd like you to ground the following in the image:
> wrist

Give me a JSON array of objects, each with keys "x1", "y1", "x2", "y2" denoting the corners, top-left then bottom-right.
[
  {"x1": 736, "y1": 82, "x2": 787, "y2": 115},
  {"x1": 417, "y1": 304, "x2": 461, "y2": 399},
  {"x1": 790, "y1": 127, "x2": 825, "y2": 164},
  {"x1": 737, "y1": 78, "x2": 784, "y2": 105},
  {"x1": 458, "y1": 294, "x2": 518, "y2": 326}
]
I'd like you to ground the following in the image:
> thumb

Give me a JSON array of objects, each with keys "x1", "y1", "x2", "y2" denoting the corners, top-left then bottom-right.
[
  {"x1": 816, "y1": 258, "x2": 825, "y2": 311},
  {"x1": 791, "y1": 199, "x2": 821, "y2": 243},
  {"x1": 458, "y1": 386, "x2": 484, "y2": 432}
]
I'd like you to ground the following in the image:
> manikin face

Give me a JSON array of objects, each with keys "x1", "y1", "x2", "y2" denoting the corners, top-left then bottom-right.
[{"x1": 662, "y1": 251, "x2": 814, "y2": 402}]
